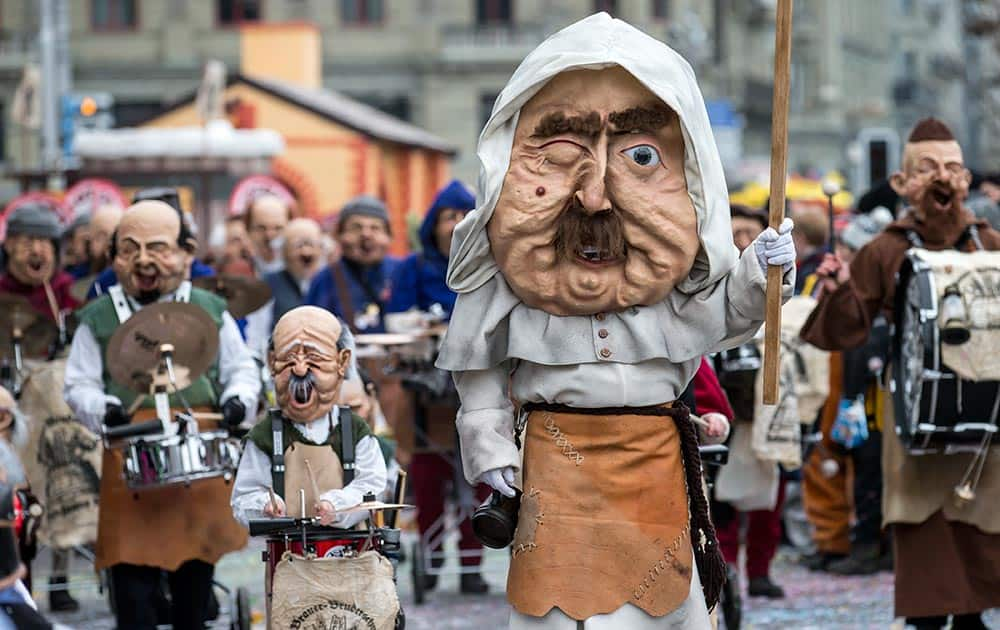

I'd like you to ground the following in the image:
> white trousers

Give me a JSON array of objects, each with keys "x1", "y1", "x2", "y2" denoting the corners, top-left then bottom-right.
[{"x1": 508, "y1": 561, "x2": 712, "y2": 630}]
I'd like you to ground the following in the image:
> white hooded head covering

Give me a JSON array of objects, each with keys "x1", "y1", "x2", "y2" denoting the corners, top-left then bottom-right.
[{"x1": 447, "y1": 12, "x2": 736, "y2": 295}]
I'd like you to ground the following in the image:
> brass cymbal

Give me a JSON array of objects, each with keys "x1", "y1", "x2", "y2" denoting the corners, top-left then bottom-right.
[
  {"x1": 106, "y1": 302, "x2": 220, "y2": 394},
  {"x1": 0, "y1": 294, "x2": 59, "y2": 359},
  {"x1": 193, "y1": 275, "x2": 272, "y2": 319},
  {"x1": 336, "y1": 501, "x2": 415, "y2": 515}
]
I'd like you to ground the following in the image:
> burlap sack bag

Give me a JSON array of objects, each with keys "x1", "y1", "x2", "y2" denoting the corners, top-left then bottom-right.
[
  {"x1": 271, "y1": 550, "x2": 400, "y2": 630},
  {"x1": 18, "y1": 359, "x2": 102, "y2": 548}
]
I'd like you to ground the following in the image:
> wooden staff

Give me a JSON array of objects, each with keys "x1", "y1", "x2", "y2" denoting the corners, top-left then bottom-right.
[{"x1": 763, "y1": 0, "x2": 795, "y2": 405}]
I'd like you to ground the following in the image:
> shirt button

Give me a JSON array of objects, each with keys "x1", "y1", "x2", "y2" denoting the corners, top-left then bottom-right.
[
  {"x1": 595, "y1": 313, "x2": 605, "y2": 322},
  {"x1": 598, "y1": 329, "x2": 609, "y2": 339},
  {"x1": 600, "y1": 348, "x2": 612, "y2": 358}
]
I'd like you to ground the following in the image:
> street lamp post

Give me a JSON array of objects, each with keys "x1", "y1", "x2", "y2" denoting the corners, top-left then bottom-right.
[{"x1": 822, "y1": 177, "x2": 841, "y2": 253}]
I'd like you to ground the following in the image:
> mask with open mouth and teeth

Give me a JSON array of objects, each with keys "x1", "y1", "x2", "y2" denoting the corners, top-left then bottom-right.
[
  {"x1": 269, "y1": 306, "x2": 352, "y2": 423},
  {"x1": 890, "y1": 118, "x2": 973, "y2": 245},
  {"x1": 282, "y1": 218, "x2": 323, "y2": 282},
  {"x1": 6, "y1": 235, "x2": 56, "y2": 286},
  {"x1": 113, "y1": 201, "x2": 193, "y2": 303},
  {"x1": 486, "y1": 67, "x2": 699, "y2": 316}
]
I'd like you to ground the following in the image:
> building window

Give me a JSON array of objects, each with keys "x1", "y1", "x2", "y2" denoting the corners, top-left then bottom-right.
[
  {"x1": 341, "y1": 0, "x2": 384, "y2": 25},
  {"x1": 0, "y1": 105, "x2": 6, "y2": 163},
  {"x1": 91, "y1": 0, "x2": 138, "y2": 30},
  {"x1": 652, "y1": 0, "x2": 670, "y2": 19},
  {"x1": 217, "y1": 0, "x2": 262, "y2": 25},
  {"x1": 477, "y1": 0, "x2": 513, "y2": 26},
  {"x1": 112, "y1": 101, "x2": 163, "y2": 128},
  {"x1": 479, "y1": 92, "x2": 499, "y2": 129},
  {"x1": 354, "y1": 94, "x2": 411, "y2": 121},
  {"x1": 594, "y1": 0, "x2": 618, "y2": 15}
]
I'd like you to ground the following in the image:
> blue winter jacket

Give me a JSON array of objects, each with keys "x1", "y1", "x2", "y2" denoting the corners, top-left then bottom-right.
[
  {"x1": 305, "y1": 257, "x2": 401, "y2": 333},
  {"x1": 385, "y1": 180, "x2": 475, "y2": 321}
]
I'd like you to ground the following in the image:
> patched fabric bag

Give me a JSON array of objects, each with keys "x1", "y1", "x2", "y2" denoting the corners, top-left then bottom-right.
[{"x1": 270, "y1": 550, "x2": 400, "y2": 630}]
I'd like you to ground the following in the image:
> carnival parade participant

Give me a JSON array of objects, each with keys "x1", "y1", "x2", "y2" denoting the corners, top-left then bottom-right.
[
  {"x1": 244, "y1": 218, "x2": 325, "y2": 359},
  {"x1": 88, "y1": 188, "x2": 214, "y2": 299},
  {"x1": 436, "y1": 13, "x2": 795, "y2": 629},
  {"x1": 801, "y1": 118, "x2": 1000, "y2": 629},
  {"x1": 0, "y1": 204, "x2": 79, "y2": 326},
  {"x1": 62, "y1": 213, "x2": 92, "y2": 280},
  {"x1": 231, "y1": 306, "x2": 387, "y2": 527},
  {"x1": 712, "y1": 204, "x2": 786, "y2": 600},
  {"x1": 385, "y1": 179, "x2": 493, "y2": 594},
  {"x1": 791, "y1": 206, "x2": 829, "y2": 294},
  {"x1": 307, "y1": 196, "x2": 400, "y2": 334},
  {"x1": 80, "y1": 203, "x2": 123, "y2": 280},
  {"x1": 244, "y1": 194, "x2": 290, "y2": 276},
  {"x1": 64, "y1": 200, "x2": 257, "y2": 629}
]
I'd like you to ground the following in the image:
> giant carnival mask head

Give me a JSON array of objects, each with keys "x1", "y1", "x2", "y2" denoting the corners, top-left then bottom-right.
[
  {"x1": 282, "y1": 218, "x2": 323, "y2": 282},
  {"x1": 112, "y1": 200, "x2": 194, "y2": 303},
  {"x1": 87, "y1": 203, "x2": 124, "y2": 270},
  {"x1": 246, "y1": 195, "x2": 290, "y2": 262},
  {"x1": 336, "y1": 196, "x2": 392, "y2": 266},
  {"x1": 446, "y1": 13, "x2": 736, "y2": 316},
  {"x1": 3, "y1": 204, "x2": 62, "y2": 286},
  {"x1": 890, "y1": 118, "x2": 972, "y2": 236},
  {"x1": 268, "y1": 306, "x2": 352, "y2": 423}
]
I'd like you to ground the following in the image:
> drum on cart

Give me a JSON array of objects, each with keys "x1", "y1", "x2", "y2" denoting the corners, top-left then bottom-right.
[{"x1": 892, "y1": 248, "x2": 1000, "y2": 454}]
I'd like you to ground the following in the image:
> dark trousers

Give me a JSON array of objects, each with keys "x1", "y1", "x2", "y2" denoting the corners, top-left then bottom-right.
[
  {"x1": 411, "y1": 453, "x2": 490, "y2": 567},
  {"x1": 850, "y1": 429, "x2": 883, "y2": 546},
  {"x1": 110, "y1": 560, "x2": 213, "y2": 630}
]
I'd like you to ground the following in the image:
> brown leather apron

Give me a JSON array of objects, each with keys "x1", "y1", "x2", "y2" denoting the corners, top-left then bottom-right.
[
  {"x1": 95, "y1": 408, "x2": 248, "y2": 571},
  {"x1": 507, "y1": 407, "x2": 692, "y2": 620},
  {"x1": 281, "y1": 439, "x2": 344, "y2": 518}
]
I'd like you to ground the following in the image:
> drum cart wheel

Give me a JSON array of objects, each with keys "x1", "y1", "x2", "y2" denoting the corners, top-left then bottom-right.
[{"x1": 410, "y1": 541, "x2": 426, "y2": 604}]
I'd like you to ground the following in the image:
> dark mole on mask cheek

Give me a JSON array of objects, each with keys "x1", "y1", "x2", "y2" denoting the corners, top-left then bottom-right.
[{"x1": 536, "y1": 187, "x2": 546, "y2": 196}]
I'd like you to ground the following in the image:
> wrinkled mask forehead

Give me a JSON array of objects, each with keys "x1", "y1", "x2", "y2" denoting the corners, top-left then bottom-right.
[
  {"x1": 903, "y1": 140, "x2": 965, "y2": 174},
  {"x1": 117, "y1": 202, "x2": 181, "y2": 248},
  {"x1": 271, "y1": 307, "x2": 342, "y2": 358}
]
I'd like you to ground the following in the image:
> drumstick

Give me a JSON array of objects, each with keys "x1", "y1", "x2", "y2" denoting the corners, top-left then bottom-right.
[
  {"x1": 267, "y1": 486, "x2": 279, "y2": 515},
  {"x1": 126, "y1": 395, "x2": 147, "y2": 416},
  {"x1": 304, "y1": 459, "x2": 322, "y2": 505},
  {"x1": 689, "y1": 415, "x2": 710, "y2": 430}
]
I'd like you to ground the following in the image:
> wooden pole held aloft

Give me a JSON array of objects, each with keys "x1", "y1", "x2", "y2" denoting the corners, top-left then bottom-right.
[{"x1": 763, "y1": 0, "x2": 794, "y2": 405}]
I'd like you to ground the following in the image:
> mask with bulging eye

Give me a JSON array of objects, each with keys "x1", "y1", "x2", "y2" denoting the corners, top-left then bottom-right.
[
  {"x1": 6, "y1": 235, "x2": 56, "y2": 287},
  {"x1": 486, "y1": 66, "x2": 699, "y2": 316},
  {"x1": 113, "y1": 201, "x2": 192, "y2": 304}
]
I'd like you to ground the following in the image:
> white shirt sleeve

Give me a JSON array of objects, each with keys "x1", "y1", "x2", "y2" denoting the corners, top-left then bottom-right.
[
  {"x1": 218, "y1": 311, "x2": 261, "y2": 423},
  {"x1": 63, "y1": 323, "x2": 120, "y2": 433},
  {"x1": 320, "y1": 434, "x2": 388, "y2": 529},
  {"x1": 242, "y1": 301, "x2": 274, "y2": 363},
  {"x1": 230, "y1": 439, "x2": 275, "y2": 528},
  {"x1": 452, "y1": 362, "x2": 520, "y2": 485}
]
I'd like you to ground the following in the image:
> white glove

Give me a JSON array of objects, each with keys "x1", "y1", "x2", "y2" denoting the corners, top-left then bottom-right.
[
  {"x1": 754, "y1": 217, "x2": 796, "y2": 273},
  {"x1": 479, "y1": 466, "x2": 517, "y2": 498}
]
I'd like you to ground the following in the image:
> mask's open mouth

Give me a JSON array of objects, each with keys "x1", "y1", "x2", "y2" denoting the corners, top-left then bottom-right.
[
  {"x1": 576, "y1": 244, "x2": 622, "y2": 266},
  {"x1": 133, "y1": 267, "x2": 159, "y2": 292},
  {"x1": 930, "y1": 182, "x2": 955, "y2": 210},
  {"x1": 288, "y1": 372, "x2": 316, "y2": 409},
  {"x1": 300, "y1": 254, "x2": 315, "y2": 267},
  {"x1": 27, "y1": 258, "x2": 45, "y2": 273}
]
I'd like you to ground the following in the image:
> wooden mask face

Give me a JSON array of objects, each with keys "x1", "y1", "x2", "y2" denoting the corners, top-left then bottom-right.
[{"x1": 487, "y1": 67, "x2": 699, "y2": 316}]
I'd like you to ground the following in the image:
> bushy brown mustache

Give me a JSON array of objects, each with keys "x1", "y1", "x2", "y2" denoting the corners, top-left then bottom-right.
[{"x1": 550, "y1": 202, "x2": 627, "y2": 262}]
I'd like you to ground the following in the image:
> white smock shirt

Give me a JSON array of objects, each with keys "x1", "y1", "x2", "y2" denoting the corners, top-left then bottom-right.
[
  {"x1": 63, "y1": 282, "x2": 261, "y2": 433},
  {"x1": 230, "y1": 406, "x2": 387, "y2": 529},
  {"x1": 436, "y1": 12, "x2": 793, "y2": 629}
]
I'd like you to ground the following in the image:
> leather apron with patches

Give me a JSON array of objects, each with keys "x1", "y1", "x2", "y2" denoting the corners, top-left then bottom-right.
[
  {"x1": 95, "y1": 410, "x2": 249, "y2": 571},
  {"x1": 507, "y1": 407, "x2": 691, "y2": 620},
  {"x1": 281, "y1": 434, "x2": 344, "y2": 519}
]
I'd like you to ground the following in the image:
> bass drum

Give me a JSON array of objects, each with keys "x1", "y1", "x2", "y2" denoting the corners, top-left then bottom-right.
[{"x1": 892, "y1": 250, "x2": 1000, "y2": 454}]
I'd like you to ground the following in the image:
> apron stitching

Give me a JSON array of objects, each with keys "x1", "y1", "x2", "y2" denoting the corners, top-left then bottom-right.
[
  {"x1": 542, "y1": 413, "x2": 585, "y2": 466},
  {"x1": 633, "y1": 527, "x2": 690, "y2": 601}
]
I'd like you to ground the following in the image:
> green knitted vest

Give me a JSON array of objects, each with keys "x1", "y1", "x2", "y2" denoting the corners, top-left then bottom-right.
[{"x1": 76, "y1": 287, "x2": 226, "y2": 410}]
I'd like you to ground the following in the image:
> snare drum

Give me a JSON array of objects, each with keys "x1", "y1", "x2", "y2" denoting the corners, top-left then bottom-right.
[
  {"x1": 120, "y1": 430, "x2": 240, "y2": 490},
  {"x1": 892, "y1": 249, "x2": 1000, "y2": 453}
]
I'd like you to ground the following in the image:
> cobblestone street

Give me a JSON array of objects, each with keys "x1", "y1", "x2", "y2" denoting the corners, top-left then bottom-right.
[{"x1": 28, "y1": 540, "x2": 1000, "y2": 629}]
